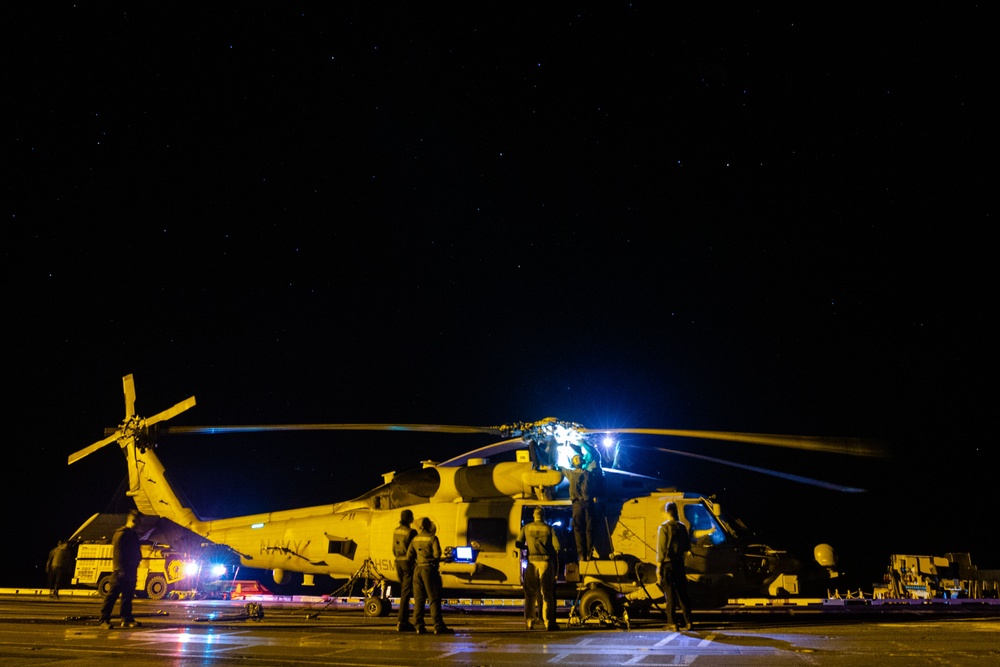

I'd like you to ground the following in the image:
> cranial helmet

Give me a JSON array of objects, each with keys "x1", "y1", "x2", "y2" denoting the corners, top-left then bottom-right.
[{"x1": 400, "y1": 509, "x2": 414, "y2": 524}]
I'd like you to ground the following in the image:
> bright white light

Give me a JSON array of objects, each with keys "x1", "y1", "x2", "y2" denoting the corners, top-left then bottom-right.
[
  {"x1": 183, "y1": 561, "x2": 201, "y2": 576},
  {"x1": 211, "y1": 564, "x2": 228, "y2": 577},
  {"x1": 602, "y1": 436, "x2": 615, "y2": 448},
  {"x1": 552, "y1": 424, "x2": 583, "y2": 446},
  {"x1": 556, "y1": 444, "x2": 576, "y2": 469}
]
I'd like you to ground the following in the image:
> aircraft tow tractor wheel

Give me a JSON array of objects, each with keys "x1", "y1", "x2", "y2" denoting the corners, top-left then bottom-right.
[
  {"x1": 364, "y1": 596, "x2": 389, "y2": 617},
  {"x1": 97, "y1": 574, "x2": 114, "y2": 597},
  {"x1": 146, "y1": 574, "x2": 168, "y2": 600},
  {"x1": 166, "y1": 559, "x2": 184, "y2": 581},
  {"x1": 579, "y1": 587, "x2": 618, "y2": 618}
]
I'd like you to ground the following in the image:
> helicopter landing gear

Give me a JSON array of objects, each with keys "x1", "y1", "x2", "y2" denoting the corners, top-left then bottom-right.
[
  {"x1": 356, "y1": 559, "x2": 391, "y2": 617},
  {"x1": 364, "y1": 595, "x2": 391, "y2": 617},
  {"x1": 306, "y1": 558, "x2": 391, "y2": 620}
]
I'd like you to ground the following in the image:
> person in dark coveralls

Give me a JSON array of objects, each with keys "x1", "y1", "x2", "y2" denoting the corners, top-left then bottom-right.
[
  {"x1": 46, "y1": 540, "x2": 72, "y2": 598},
  {"x1": 406, "y1": 517, "x2": 454, "y2": 634},
  {"x1": 98, "y1": 509, "x2": 143, "y2": 629},
  {"x1": 516, "y1": 507, "x2": 561, "y2": 630},
  {"x1": 657, "y1": 501, "x2": 693, "y2": 631},
  {"x1": 564, "y1": 454, "x2": 597, "y2": 560},
  {"x1": 393, "y1": 509, "x2": 418, "y2": 632}
]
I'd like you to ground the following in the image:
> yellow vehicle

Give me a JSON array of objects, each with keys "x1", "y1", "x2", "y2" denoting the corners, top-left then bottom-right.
[
  {"x1": 876, "y1": 553, "x2": 1000, "y2": 600},
  {"x1": 69, "y1": 513, "x2": 190, "y2": 600}
]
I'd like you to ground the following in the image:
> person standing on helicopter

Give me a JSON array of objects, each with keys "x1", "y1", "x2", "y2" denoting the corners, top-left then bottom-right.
[
  {"x1": 393, "y1": 509, "x2": 418, "y2": 632},
  {"x1": 565, "y1": 454, "x2": 597, "y2": 560},
  {"x1": 657, "y1": 501, "x2": 693, "y2": 631}
]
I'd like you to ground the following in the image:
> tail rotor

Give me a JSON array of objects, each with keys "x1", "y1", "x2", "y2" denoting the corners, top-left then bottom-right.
[{"x1": 67, "y1": 374, "x2": 196, "y2": 466}]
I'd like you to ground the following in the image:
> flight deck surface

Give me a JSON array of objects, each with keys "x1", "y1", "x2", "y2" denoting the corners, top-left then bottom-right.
[{"x1": 2, "y1": 592, "x2": 999, "y2": 666}]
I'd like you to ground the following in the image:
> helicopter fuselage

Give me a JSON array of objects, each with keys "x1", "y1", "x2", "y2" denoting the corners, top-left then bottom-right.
[{"x1": 131, "y1": 449, "x2": 803, "y2": 605}]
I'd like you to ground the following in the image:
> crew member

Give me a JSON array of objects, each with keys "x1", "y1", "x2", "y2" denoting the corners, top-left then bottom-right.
[
  {"x1": 565, "y1": 454, "x2": 597, "y2": 560},
  {"x1": 406, "y1": 517, "x2": 454, "y2": 635},
  {"x1": 528, "y1": 439, "x2": 542, "y2": 470},
  {"x1": 393, "y1": 509, "x2": 418, "y2": 632},
  {"x1": 516, "y1": 507, "x2": 561, "y2": 631},
  {"x1": 98, "y1": 509, "x2": 143, "y2": 629},
  {"x1": 657, "y1": 501, "x2": 693, "y2": 631},
  {"x1": 45, "y1": 539, "x2": 72, "y2": 598}
]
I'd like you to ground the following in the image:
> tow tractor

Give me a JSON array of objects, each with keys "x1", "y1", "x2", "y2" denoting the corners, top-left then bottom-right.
[{"x1": 69, "y1": 513, "x2": 194, "y2": 600}]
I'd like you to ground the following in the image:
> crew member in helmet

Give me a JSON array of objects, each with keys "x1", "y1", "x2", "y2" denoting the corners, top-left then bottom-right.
[
  {"x1": 516, "y1": 507, "x2": 561, "y2": 630},
  {"x1": 98, "y1": 509, "x2": 143, "y2": 629},
  {"x1": 393, "y1": 509, "x2": 418, "y2": 632},
  {"x1": 657, "y1": 501, "x2": 693, "y2": 631},
  {"x1": 406, "y1": 517, "x2": 454, "y2": 635},
  {"x1": 565, "y1": 454, "x2": 597, "y2": 560}
]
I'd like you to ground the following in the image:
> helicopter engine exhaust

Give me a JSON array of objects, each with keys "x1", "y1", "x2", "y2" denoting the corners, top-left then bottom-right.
[{"x1": 436, "y1": 463, "x2": 563, "y2": 502}]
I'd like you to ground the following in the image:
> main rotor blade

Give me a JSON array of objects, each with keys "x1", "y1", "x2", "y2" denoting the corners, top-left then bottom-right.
[
  {"x1": 146, "y1": 396, "x2": 197, "y2": 426},
  {"x1": 162, "y1": 421, "x2": 881, "y2": 459},
  {"x1": 439, "y1": 438, "x2": 524, "y2": 466},
  {"x1": 164, "y1": 423, "x2": 502, "y2": 436},
  {"x1": 634, "y1": 444, "x2": 867, "y2": 493},
  {"x1": 68, "y1": 432, "x2": 120, "y2": 466},
  {"x1": 585, "y1": 428, "x2": 885, "y2": 458},
  {"x1": 123, "y1": 374, "x2": 136, "y2": 420}
]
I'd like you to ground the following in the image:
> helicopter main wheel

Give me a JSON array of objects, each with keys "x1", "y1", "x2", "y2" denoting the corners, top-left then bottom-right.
[
  {"x1": 364, "y1": 596, "x2": 390, "y2": 617},
  {"x1": 97, "y1": 574, "x2": 114, "y2": 597},
  {"x1": 579, "y1": 587, "x2": 620, "y2": 618},
  {"x1": 145, "y1": 574, "x2": 168, "y2": 600}
]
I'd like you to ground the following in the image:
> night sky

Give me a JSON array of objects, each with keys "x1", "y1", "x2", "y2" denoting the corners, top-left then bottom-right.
[{"x1": 4, "y1": 5, "x2": 993, "y2": 590}]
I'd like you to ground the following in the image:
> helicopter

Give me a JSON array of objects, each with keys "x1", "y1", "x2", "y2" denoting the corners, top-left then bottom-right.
[{"x1": 68, "y1": 374, "x2": 881, "y2": 617}]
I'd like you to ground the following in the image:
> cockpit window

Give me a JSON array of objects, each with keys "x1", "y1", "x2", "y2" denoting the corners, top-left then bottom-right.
[
  {"x1": 683, "y1": 503, "x2": 727, "y2": 546},
  {"x1": 717, "y1": 510, "x2": 755, "y2": 542}
]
